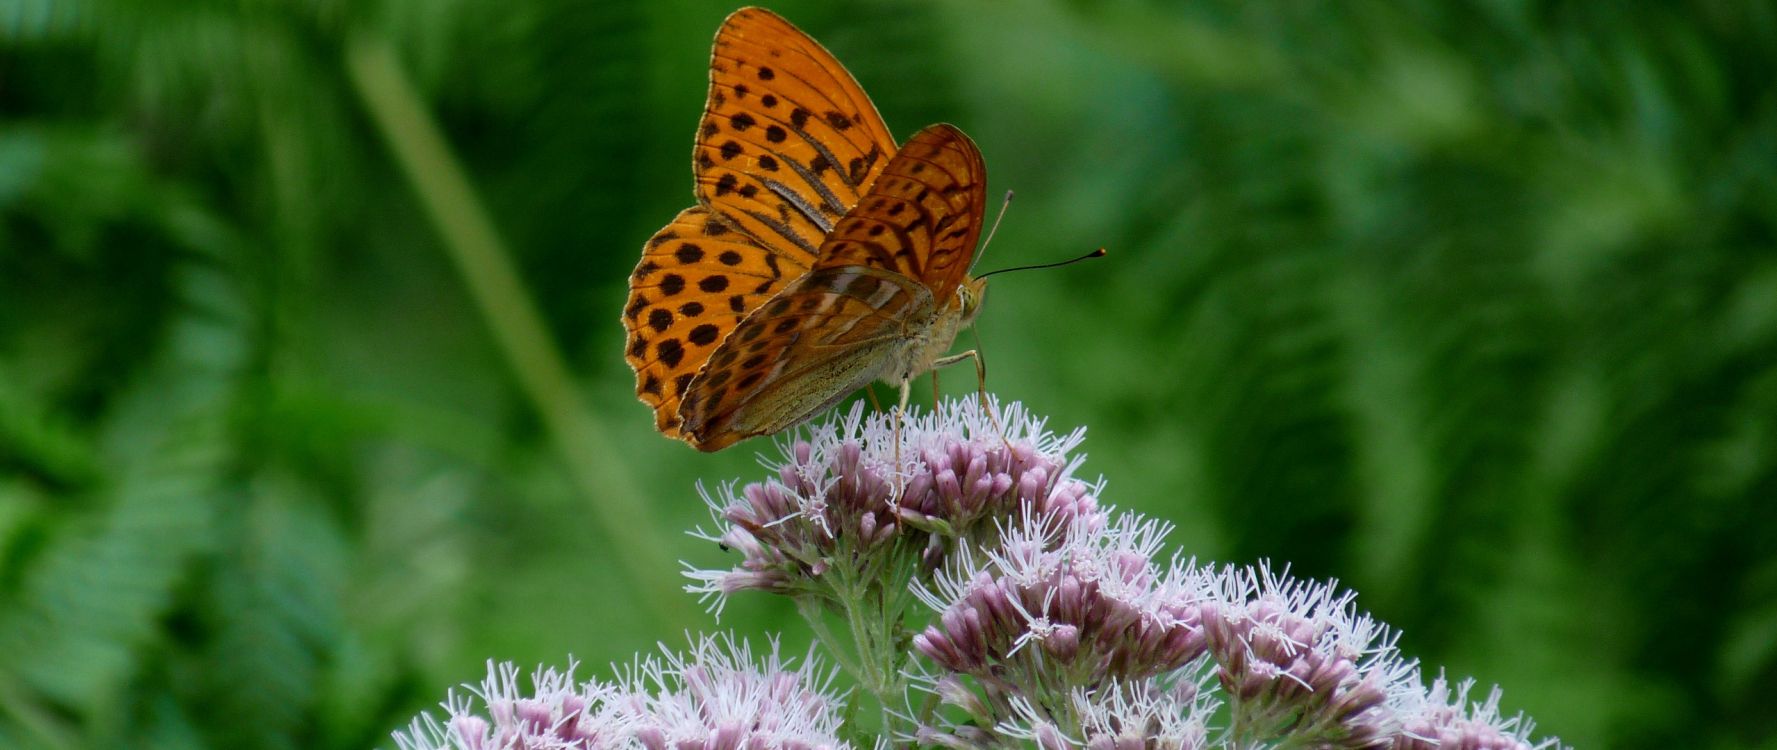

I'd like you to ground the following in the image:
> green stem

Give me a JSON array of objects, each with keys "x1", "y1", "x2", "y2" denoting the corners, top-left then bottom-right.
[
  {"x1": 343, "y1": 33, "x2": 686, "y2": 628},
  {"x1": 846, "y1": 591, "x2": 905, "y2": 740},
  {"x1": 798, "y1": 597, "x2": 865, "y2": 680}
]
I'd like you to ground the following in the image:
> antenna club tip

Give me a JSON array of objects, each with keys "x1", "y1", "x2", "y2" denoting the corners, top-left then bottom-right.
[{"x1": 1092, "y1": 247, "x2": 1107, "y2": 257}]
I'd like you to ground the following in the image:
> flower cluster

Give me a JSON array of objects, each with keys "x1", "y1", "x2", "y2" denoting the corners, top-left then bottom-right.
[
  {"x1": 911, "y1": 513, "x2": 1207, "y2": 688},
  {"x1": 394, "y1": 635, "x2": 850, "y2": 750},
  {"x1": 1196, "y1": 564, "x2": 1420, "y2": 748},
  {"x1": 686, "y1": 398, "x2": 1103, "y2": 611},
  {"x1": 1388, "y1": 675, "x2": 1566, "y2": 750},
  {"x1": 401, "y1": 398, "x2": 1569, "y2": 750},
  {"x1": 907, "y1": 511, "x2": 1429, "y2": 749}
]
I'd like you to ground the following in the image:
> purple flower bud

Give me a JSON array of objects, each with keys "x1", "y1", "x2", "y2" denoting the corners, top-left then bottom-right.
[
  {"x1": 935, "y1": 468, "x2": 963, "y2": 511},
  {"x1": 1044, "y1": 623, "x2": 1081, "y2": 660},
  {"x1": 969, "y1": 474, "x2": 998, "y2": 511},
  {"x1": 913, "y1": 629, "x2": 954, "y2": 667},
  {"x1": 903, "y1": 471, "x2": 934, "y2": 507},
  {"x1": 1018, "y1": 472, "x2": 1047, "y2": 506}
]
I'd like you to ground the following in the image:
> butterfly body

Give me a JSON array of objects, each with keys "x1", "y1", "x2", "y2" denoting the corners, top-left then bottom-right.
[{"x1": 624, "y1": 7, "x2": 991, "y2": 451}]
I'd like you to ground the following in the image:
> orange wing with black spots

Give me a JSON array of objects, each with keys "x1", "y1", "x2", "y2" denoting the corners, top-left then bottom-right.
[
  {"x1": 812, "y1": 124, "x2": 987, "y2": 303},
  {"x1": 623, "y1": 207, "x2": 810, "y2": 438},
  {"x1": 628, "y1": 9, "x2": 995, "y2": 452},
  {"x1": 696, "y1": 7, "x2": 898, "y2": 257},
  {"x1": 625, "y1": 7, "x2": 900, "y2": 444}
]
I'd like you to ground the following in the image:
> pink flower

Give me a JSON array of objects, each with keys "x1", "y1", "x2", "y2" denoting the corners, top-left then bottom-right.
[
  {"x1": 394, "y1": 636, "x2": 852, "y2": 750},
  {"x1": 685, "y1": 398, "x2": 1105, "y2": 613},
  {"x1": 912, "y1": 513, "x2": 1209, "y2": 688},
  {"x1": 1387, "y1": 675, "x2": 1569, "y2": 750},
  {"x1": 1197, "y1": 563, "x2": 1419, "y2": 748}
]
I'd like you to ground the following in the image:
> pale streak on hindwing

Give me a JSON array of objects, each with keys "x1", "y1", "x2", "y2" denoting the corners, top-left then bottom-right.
[{"x1": 865, "y1": 280, "x2": 902, "y2": 310}]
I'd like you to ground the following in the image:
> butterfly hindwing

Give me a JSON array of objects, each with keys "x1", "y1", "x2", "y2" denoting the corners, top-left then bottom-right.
[
  {"x1": 812, "y1": 123, "x2": 988, "y2": 303},
  {"x1": 678, "y1": 266, "x2": 935, "y2": 450}
]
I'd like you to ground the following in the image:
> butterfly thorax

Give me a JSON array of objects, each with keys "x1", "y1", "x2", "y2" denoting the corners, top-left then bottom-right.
[{"x1": 882, "y1": 278, "x2": 985, "y2": 385}]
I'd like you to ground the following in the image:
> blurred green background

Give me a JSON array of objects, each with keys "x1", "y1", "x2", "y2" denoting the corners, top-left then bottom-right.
[{"x1": 3, "y1": 0, "x2": 1774, "y2": 747}]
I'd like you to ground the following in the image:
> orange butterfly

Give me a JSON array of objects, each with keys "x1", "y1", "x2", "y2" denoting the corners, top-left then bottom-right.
[{"x1": 623, "y1": 7, "x2": 992, "y2": 451}]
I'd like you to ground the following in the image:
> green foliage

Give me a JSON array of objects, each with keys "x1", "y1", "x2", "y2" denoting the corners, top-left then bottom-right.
[{"x1": 2, "y1": 0, "x2": 1774, "y2": 747}]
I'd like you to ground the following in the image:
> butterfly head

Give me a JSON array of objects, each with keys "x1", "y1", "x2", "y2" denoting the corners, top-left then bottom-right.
[{"x1": 957, "y1": 276, "x2": 989, "y2": 326}]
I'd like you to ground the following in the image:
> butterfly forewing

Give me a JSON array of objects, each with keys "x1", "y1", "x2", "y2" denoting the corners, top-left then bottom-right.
[
  {"x1": 698, "y1": 8, "x2": 899, "y2": 258},
  {"x1": 623, "y1": 206, "x2": 811, "y2": 437},
  {"x1": 812, "y1": 123, "x2": 987, "y2": 303}
]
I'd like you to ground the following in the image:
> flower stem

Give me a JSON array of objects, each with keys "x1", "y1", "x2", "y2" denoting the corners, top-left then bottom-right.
[{"x1": 799, "y1": 597, "x2": 865, "y2": 680}]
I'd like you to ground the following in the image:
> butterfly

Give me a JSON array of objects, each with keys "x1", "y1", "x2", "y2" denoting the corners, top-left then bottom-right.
[{"x1": 623, "y1": 6, "x2": 992, "y2": 451}]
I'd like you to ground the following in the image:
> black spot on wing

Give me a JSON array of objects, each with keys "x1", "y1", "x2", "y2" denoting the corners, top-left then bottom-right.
[
  {"x1": 657, "y1": 339, "x2": 685, "y2": 368},
  {"x1": 689, "y1": 324, "x2": 721, "y2": 346}
]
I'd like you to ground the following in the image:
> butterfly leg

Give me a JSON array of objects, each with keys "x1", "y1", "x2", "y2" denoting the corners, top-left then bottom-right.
[
  {"x1": 893, "y1": 377, "x2": 913, "y2": 498},
  {"x1": 865, "y1": 382, "x2": 884, "y2": 412},
  {"x1": 931, "y1": 370, "x2": 943, "y2": 420},
  {"x1": 930, "y1": 349, "x2": 1009, "y2": 450}
]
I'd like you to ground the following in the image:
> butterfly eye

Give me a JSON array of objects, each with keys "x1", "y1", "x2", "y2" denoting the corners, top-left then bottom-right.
[{"x1": 959, "y1": 280, "x2": 988, "y2": 317}]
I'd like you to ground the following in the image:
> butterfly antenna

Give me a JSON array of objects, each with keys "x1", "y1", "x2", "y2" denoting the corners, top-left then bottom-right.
[
  {"x1": 971, "y1": 190, "x2": 1015, "y2": 272},
  {"x1": 978, "y1": 247, "x2": 1107, "y2": 279}
]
